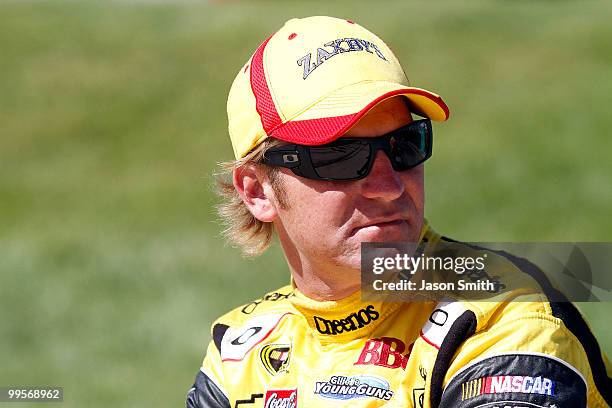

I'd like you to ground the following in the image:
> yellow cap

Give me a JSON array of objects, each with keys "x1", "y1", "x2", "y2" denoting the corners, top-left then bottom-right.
[{"x1": 227, "y1": 16, "x2": 450, "y2": 159}]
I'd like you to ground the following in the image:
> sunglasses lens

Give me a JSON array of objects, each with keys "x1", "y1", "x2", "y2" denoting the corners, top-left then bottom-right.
[
  {"x1": 309, "y1": 140, "x2": 371, "y2": 180},
  {"x1": 391, "y1": 121, "x2": 430, "y2": 170}
]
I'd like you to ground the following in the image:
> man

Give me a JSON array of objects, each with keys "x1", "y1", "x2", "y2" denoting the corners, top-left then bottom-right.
[{"x1": 187, "y1": 16, "x2": 610, "y2": 407}]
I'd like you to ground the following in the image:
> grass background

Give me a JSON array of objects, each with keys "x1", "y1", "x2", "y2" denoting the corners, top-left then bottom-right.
[{"x1": 0, "y1": 1, "x2": 610, "y2": 406}]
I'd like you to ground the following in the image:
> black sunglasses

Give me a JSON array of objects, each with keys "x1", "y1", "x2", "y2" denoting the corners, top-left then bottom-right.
[{"x1": 262, "y1": 119, "x2": 433, "y2": 181}]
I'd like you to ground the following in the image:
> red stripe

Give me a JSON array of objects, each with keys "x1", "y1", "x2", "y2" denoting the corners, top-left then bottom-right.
[
  {"x1": 419, "y1": 330, "x2": 440, "y2": 350},
  {"x1": 270, "y1": 88, "x2": 449, "y2": 146},
  {"x1": 483, "y1": 376, "x2": 492, "y2": 394},
  {"x1": 250, "y1": 35, "x2": 282, "y2": 134},
  {"x1": 271, "y1": 113, "x2": 356, "y2": 144}
]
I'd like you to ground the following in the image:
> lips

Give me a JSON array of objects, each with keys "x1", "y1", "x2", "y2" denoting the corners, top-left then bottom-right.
[{"x1": 350, "y1": 217, "x2": 408, "y2": 236}]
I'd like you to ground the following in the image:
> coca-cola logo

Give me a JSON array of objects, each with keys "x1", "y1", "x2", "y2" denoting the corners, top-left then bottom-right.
[{"x1": 264, "y1": 389, "x2": 297, "y2": 408}]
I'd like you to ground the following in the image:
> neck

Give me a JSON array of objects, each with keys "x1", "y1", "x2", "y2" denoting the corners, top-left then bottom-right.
[
  {"x1": 277, "y1": 219, "x2": 434, "y2": 301},
  {"x1": 276, "y1": 228, "x2": 360, "y2": 301},
  {"x1": 290, "y1": 267, "x2": 360, "y2": 301}
]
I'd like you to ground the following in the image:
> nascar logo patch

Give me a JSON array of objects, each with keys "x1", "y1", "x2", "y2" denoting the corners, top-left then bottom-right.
[
  {"x1": 439, "y1": 353, "x2": 586, "y2": 407},
  {"x1": 462, "y1": 375, "x2": 555, "y2": 400}
]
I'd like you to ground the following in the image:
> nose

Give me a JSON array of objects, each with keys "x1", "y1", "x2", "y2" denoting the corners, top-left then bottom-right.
[{"x1": 359, "y1": 150, "x2": 405, "y2": 200}]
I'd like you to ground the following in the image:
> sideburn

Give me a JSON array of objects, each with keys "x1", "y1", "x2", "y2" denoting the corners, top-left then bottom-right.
[{"x1": 266, "y1": 167, "x2": 290, "y2": 210}]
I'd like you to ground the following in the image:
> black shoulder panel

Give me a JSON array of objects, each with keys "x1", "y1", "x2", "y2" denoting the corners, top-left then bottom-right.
[
  {"x1": 494, "y1": 249, "x2": 612, "y2": 405},
  {"x1": 430, "y1": 310, "x2": 477, "y2": 408},
  {"x1": 212, "y1": 324, "x2": 229, "y2": 354},
  {"x1": 186, "y1": 370, "x2": 230, "y2": 408},
  {"x1": 438, "y1": 353, "x2": 587, "y2": 407},
  {"x1": 440, "y1": 236, "x2": 612, "y2": 405}
]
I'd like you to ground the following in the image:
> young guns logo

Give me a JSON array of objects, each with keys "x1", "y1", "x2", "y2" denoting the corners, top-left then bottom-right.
[
  {"x1": 313, "y1": 305, "x2": 379, "y2": 335},
  {"x1": 462, "y1": 375, "x2": 555, "y2": 400},
  {"x1": 297, "y1": 37, "x2": 387, "y2": 79},
  {"x1": 354, "y1": 337, "x2": 413, "y2": 370},
  {"x1": 314, "y1": 375, "x2": 394, "y2": 401}
]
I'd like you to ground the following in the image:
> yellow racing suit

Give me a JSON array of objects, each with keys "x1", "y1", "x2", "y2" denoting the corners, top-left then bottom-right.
[{"x1": 186, "y1": 226, "x2": 611, "y2": 407}]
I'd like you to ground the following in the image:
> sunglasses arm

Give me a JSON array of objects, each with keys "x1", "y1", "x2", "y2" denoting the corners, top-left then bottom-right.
[{"x1": 262, "y1": 149, "x2": 301, "y2": 168}]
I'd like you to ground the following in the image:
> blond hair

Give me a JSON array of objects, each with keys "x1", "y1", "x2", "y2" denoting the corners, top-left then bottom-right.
[{"x1": 215, "y1": 138, "x2": 288, "y2": 256}]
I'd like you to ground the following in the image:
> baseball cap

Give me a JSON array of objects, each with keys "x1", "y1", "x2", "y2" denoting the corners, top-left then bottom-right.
[{"x1": 227, "y1": 16, "x2": 449, "y2": 159}]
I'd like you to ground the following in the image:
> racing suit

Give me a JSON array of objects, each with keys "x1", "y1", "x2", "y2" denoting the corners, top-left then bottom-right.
[{"x1": 186, "y1": 226, "x2": 611, "y2": 407}]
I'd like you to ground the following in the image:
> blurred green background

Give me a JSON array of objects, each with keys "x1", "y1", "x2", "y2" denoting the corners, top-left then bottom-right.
[{"x1": 1, "y1": 0, "x2": 610, "y2": 406}]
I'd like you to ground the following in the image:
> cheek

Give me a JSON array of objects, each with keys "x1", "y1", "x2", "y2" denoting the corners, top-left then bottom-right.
[
  {"x1": 275, "y1": 176, "x2": 354, "y2": 243},
  {"x1": 282, "y1": 189, "x2": 350, "y2": 232},
  {"x1": 401, "y1": 167, "x2": 425, "y2": 208}
]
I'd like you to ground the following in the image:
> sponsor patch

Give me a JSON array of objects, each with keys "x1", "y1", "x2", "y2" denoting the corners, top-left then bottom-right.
[
  {"x1": 313, "y1": 305, "x2": 379, "y2": 335},
  {"x1": 234, "y1": 393, "x2": 263, "y2": 407},
  {"x1": 220, "y1": 313, "x2": 290, "y2": 362},
  {"x1": 314, "y1": 375, "x2": 394, "y2": 401},
  {"x1": 420, "y1": 300, "x2": 467, "y2": 349},
  {"x1": 354, "y1": 337, "x2": 413, "y2": 370},
  {"x1": 263, "y1": 389, "x2": 297, "y2": 408},
  {"x1": 260, "y1": 343, "x2": 291, "y2": 375},
  {"x1": 439, "y1": 353, "x2": 586, "y2": 408},
  {"x1": 461, "y1": 376, "x2": 555, "y2": 400},
  {"x1": 412, "y1": 365, "x2": 427, "y2": 408},
  {"x1": 471, "y1": 403, "x2": 548, "y2": 408},
  {"x1": 241, "y1": 291, "x2": 293, "y2": 314}
]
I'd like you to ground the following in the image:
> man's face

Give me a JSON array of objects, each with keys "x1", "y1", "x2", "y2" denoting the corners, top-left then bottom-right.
[{"x1": 271, "y1": 96, "x2": 425, "y2": 272}]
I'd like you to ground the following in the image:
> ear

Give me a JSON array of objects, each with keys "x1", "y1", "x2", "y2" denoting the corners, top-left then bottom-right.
[{"x1": 233, "y1": 164, "x2": 278, "y2": 223}]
